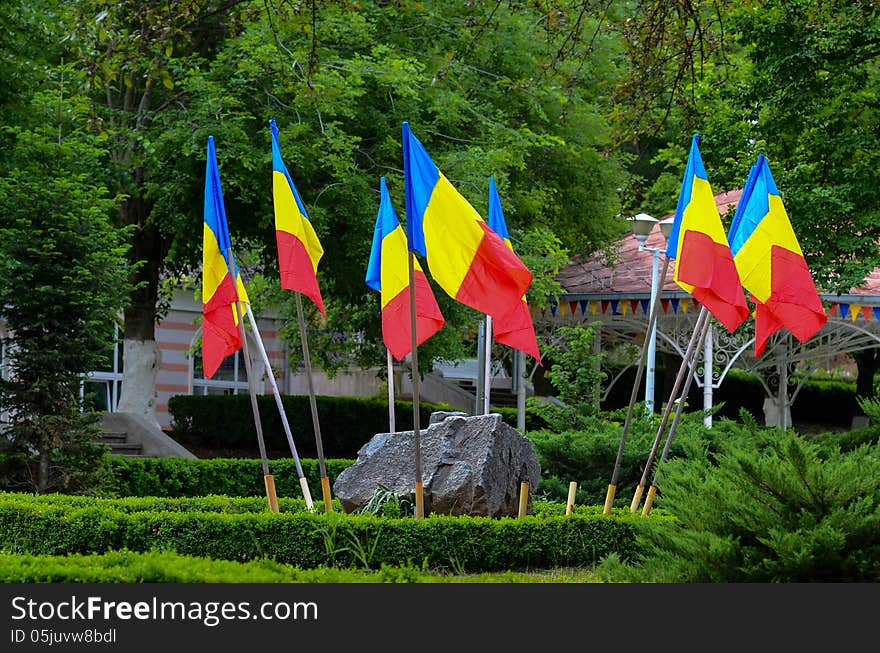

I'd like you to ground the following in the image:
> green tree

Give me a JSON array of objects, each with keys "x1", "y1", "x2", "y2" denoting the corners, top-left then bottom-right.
[
  {"x1": 607, "y1": 1, "x2": 880, "y2": 292},
  {"x1": 212, "y1": 0, "x2": 628, "y2": 374},
  {"x1": 0, "y1": 83, "x2": 131, "y2": 493}
]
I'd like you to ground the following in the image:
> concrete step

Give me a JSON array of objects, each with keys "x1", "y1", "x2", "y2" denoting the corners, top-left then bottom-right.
[
  {"x1": 98, "y1": 432, "x2": 128, "y2": 444},
  {"x1": 104, "y1": 442, "x2": 144, "y2": 456}
]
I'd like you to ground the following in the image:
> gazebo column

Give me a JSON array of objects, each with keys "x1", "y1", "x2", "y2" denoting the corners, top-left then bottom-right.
[
  {"x1": 703, "y1": 323, "x2": 713, "y2": 428},
  {"x1": 762, "y1": 343, "x2": 792, "y2": 429},
  {"x1": 592, "y1": 327, "x2": 602, "y2": 412}
]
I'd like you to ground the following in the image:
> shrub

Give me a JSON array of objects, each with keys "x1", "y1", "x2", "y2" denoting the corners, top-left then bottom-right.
[
  {"x1": 104, "y1": 457, "x2": 355, "y2": 498},
  {"x1": 0, "y1": 492, "x2": 654, "y2": 572},
  {"x1": 527, "y1": 407, "x2": 713, "y2": 507},
  {"x1": 600, "y1": 426, "x2": 880, "y2": 582},
  {"x1": 167, "y1": 395, "x2": 547, "y2": 458}
]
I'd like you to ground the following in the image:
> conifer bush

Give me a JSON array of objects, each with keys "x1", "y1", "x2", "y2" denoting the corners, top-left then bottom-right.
[{"x1": 599, "y1": 416, "x2": 880, "y2": 582}]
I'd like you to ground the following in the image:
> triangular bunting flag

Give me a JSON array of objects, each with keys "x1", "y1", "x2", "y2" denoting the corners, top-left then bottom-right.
[
  {"x1": 874, "y1": 307, "x2": 880, "y2": 323},
  {"x1": 661, "y1": 298, "x2": 670, "y2": 313},
  {"x1": 828, "y1": 302, "x2": 838, "y2": 317},
  {"x1": 681, "y1": 298, "x2": 690, "y2": 314},
  {"x1": 601, "y1": 300, "x2": 609, "y2": 314},
  {"x1": 589, "y1": 300, "x2": 598, "y2": 315},
  {"x1": 839, "y1": 303, "x2": 850, "y2": 320},
  {"x1": 863, "y1": 306, "x2": 873, "y2": 321},
  {"x1": 671, "y1": 298, "x2": 680, "y2": 313},
  {"x1": 851, "y1": 304, "x2": 862, "y2": 321},
  {"x1": 610, "y1": 299, "x2": 620, "y2": 314},
  {"x1": 630, "y1": 299, "x2": 640, "y2": 315},
  {"x1": 569, "y1": 301, "x2": 579, "y2": 316},
  {"x1": 640, "y1": 299, "x2": 650, "y2": 314}
]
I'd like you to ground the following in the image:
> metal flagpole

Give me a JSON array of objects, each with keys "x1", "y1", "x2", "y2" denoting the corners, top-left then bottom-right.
[
  {"x1": 641, "y1": 313, "x2": 712, "y2": 516},
  {"x1": 387, "y1": 348, "x2": 396, "y2": 433},
  {"x1": 603, "y1": 256, "x2": 670, "y2": 514},
  {"x1": 630, "y1": 305, "x2": 709, "y2": 513},
  {"x1": 245, "y1": 304, "x2": 314, "y2": 511},
  {"x1": 515, "y1": 349, "x2": 526, "y2": 432},
  {"x1": 224, "y1": 249, "x2": 278, "y2": 513},
  {"x1": 407, "y1": 250, "x2": 425, "y2": 518},
  {"x1": 294, "y1": 292, "x2": 332, "y2": 513},
  {"x1": 483, "y1": 315, "x2": 492, "y2": 414}
]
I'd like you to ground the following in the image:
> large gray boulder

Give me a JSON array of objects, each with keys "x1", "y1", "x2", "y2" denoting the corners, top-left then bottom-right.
[{"x1": 333, "y1": 411, "x2": 541, "y2": 517}]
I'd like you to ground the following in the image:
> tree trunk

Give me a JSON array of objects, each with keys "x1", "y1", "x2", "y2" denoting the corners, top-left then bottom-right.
[
  {"x1": 115, "y1": 196, "x2": 165, "y2": 428},
  {"x1": 37, "y1": 446, "x2": 49, "y2": 494}
]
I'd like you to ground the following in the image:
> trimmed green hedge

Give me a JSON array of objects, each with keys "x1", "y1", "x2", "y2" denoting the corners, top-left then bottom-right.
[
  {"x1": 167, "y1": 394, "x2": 548, "y2": 458},
  {"x1": 602, "y1": 366, "x2": 861, "y2": 426},
  {"x1": 0, "y1": 492, "x2": 653, "y2": 572},
  {"x1": 105, "y1": 457, "x2": 354, "y2": 498}
]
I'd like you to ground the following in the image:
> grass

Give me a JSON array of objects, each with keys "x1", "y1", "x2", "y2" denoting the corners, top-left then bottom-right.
[{"x1": 0, "y1": 550, "x2": 605, "y2": 583}]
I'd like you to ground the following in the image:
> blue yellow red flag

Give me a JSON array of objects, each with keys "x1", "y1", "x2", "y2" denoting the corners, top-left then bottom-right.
[
  {"x1": 727, "y1": 155, "x2": 827, "y2": 356},
  {"x1": 401, "y1": 122, "x2": 533, "y2": 334},
  {"x1": 664, "y1": 134, "x2": 749, "y2": 333},
  {"x1": 270, "y1": 118, "x2": 325, "y2": 315},
  {"x1": 487, "y1": 177, "x2": 541, "y2": 362},
  {"x1": 202, "y1": 136, "x2": 250, "y2": 379},
  {"x1": 366, "y1": 177, "x2": 445, "y2": 360}
]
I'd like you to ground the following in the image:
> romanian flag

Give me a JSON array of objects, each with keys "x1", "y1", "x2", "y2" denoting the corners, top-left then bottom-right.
[
  {"x1": 727, "y1": 155, "x2": 827, "y2": 357},
  {"x1": 202, "y1": 136, "x2": 250, "y2": 379},
  {"x1": 366, "y1": 177, "x2": 445, "y2": 360},
  {"x1": 270, "y1": 118, "x2": 325, "y2": 315},
  {"x1": 486, "y1": 177, "x2": 541, "y2": 362},
  {"x1": 401, "y1": 122, "x2": 533, "y2": 335},
  {"x1": 664, "y1": 134, "x2": 749, "y2": 333}
]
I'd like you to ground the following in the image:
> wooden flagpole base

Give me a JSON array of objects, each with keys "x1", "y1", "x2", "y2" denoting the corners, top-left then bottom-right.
[
  {"x1": 320, "y1": 475, "x2": 333, "y2": 513},
  {"x1": 603, "y1": 484, "x2": 617, "y2": 515},
  {"x1": 641, "y1": 485, "x2": 657, "y2": 516},
  {"x1": 630, "y1": 484, "x2": 645, "y2": 514},
  {"x1": 518, "y1": 481, "x2": 529, "y2": 518},
  {"x1": 565, "y1": 481, "x2": 578, "y2": 515},
  {"x1": 299, "y1": 476, "x2": 314, "y2": 511},
  {"x1": 264, "y1": 475, "x2": 279, "y2": 513},
  {"x1": 414, "y1": 481, "x2": 425, "y2": 518}
]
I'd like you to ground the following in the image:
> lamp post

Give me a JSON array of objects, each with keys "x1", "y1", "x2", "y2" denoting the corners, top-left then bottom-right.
[{"x1": 628, "y1": 214, "x2": 673, "y2": 415}]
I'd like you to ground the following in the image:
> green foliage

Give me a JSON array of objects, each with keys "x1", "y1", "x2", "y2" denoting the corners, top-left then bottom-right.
[
  {"x1": 606, "y1": 427, "x2": 880, "y2": 582},
  {"x1": 0, "y1": 492, "x2": 648, "y2": 572},
  {"x1": 100, "y1": 457, "x2": 354, "y2": 499},
  {"x1": 168, "y1": 395, "x2": 455, "y2": 457},
  {"x1": 0, "y1": 550, "x2": 602, "y2": 583},
  {"x1": 0, "y1": 83, "x2": 131, "y2": 493},
  {"x1": 535, "y1": 324, "x2": 606, "y2": 429},
  {"x1": 527, "y1": 407, "x2": 712, "y2": 507},
  {"x1": 167, "y1": 394, "x2": 547, "y2": 457}
]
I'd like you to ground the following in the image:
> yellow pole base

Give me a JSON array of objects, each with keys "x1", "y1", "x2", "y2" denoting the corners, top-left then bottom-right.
[
  {"x1": 299, "y1": 476, "x2": 314, "y2": 511},
  {"x1": 518, "y1": 481, "x2": 529, "y2": 518},
  {"x1": 320, "y1": 476, "x2": 333, "y2": 513},
  {"x1": 603, "y1": 484, "x2": 617, "y2": 515},
  {"x1": 565, "y1": 481, "x2": 578, "y2": 515},
  {"x1": 641, "y1": 485, "x2": 657, "y2": 516},
  {"x1": 264, "y1": 475, "x2": 279, "y2": 513},
  {"x1": 630, "y1": 484, "x2": 645, "y2": 514},
  {"x1": 414, "y1": 481, "x2": 425, "y2": 519}
]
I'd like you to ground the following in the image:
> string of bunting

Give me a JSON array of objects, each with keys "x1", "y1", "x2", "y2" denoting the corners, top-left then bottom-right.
[
  {"x1": 531, "y1": 297, "x2": 696, "y2": 317},
  {"x1": 532, "y1": 298, "x2": 880, "y2": 322}
]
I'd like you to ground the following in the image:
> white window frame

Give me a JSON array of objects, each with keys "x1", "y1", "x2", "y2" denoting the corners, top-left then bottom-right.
[
  {"x1": 190, "y1": 328, "x2": 257, "y2": 396},
  {"x1": 80, "y1": 321, "x2": 124, "y2": 412}
]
